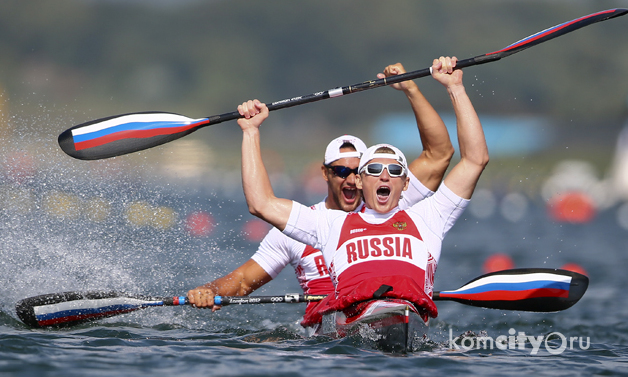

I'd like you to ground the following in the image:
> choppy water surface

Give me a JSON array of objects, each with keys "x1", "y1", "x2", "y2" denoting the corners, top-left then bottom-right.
[{"x1": 1, "y1": 169, "x2": 628, "y2": 377}]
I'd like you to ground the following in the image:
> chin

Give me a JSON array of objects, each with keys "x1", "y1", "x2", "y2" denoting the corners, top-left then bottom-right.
[
  {"x1": 341, "y1": 202, "x2": 361, "y2": 212},
  {"x1": 375, "y1": 205, "x2": 393, "y2": 213},
  {"x1": 373, "y1": 199, "x2": 397, "y2": 213}
]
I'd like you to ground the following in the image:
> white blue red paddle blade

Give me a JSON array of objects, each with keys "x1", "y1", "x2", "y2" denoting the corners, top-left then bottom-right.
[
  {"x1": 435, "y1": 268, "x2": 588, "y2": 312},
  {"x1": 15, "y1": 291, "x2": 168, "y2": 328},
  {"x1": 58, "y1": 112, "x2": 210, "y2": 160},
  {"x1": 487, "y1": 8, "x2": 628, "y2": 58}
]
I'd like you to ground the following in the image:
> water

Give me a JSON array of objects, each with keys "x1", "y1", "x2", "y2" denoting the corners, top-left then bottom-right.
[{"x1": 2, "y1": 173, "x2": 628, "y2": 377}]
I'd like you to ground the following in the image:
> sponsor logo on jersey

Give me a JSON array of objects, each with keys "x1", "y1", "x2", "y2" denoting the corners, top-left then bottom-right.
[{"x1": 350, "y1": 228, "x2": 367, "y2": 234}]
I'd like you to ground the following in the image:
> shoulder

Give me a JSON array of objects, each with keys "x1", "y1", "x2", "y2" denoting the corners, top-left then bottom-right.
[
  {"x1": 312, "y1": 200, "x2": 327, "y2": 210},
  {"x1": 260, "y1": 226, "x2": 302, "y2": 249}
]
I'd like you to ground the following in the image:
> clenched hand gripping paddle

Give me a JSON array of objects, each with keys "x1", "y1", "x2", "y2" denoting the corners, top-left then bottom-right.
[
  {"x1": 58, "y1": 9, "x2": 628, "y2": 160},
  {"x1": 16, "y1": 268, "x2": 588, "y2": 328}
]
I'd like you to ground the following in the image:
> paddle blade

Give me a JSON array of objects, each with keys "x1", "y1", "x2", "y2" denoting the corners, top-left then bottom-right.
[
  {"x1": 433, "y1": 268, "x2": 588, "y2": 312},
  {"x1": 15, "y1": 291, "x2": 173, "y2": 328},
  {"x1": 487, "y1": 8, "x2": 628, "y2": 59},
  {"x1": 58, "y1": 112, "x2": 210, "y2": 160}
]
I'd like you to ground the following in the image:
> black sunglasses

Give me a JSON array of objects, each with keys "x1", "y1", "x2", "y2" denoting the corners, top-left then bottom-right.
[{"x1": 325, "y1": 164, "x2": 359, "y2": 179}]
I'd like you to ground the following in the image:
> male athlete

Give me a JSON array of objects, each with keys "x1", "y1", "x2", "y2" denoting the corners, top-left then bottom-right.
[
  {"x1": 235, "y1": 56, "x2": 488, "y2": 323},
  {"x1": 188, "y1": 62, "x2": 455, "y2": 326}
]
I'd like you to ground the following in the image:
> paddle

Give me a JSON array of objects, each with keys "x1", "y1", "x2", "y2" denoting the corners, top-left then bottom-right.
[
  {"x1": 15, "y1": 268, "x2": 588, "y2": 328},
  {"x1": 432, "y1": 268, "x2": 588, "y2": 312},
  {"x1": 58, "y1": 9, "x2": 627, "y2": 160}
]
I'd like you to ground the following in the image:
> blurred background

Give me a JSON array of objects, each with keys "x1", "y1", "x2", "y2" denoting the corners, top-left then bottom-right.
[{"x1": 1, "y1": 0, "x2": 628, "y2": 282}]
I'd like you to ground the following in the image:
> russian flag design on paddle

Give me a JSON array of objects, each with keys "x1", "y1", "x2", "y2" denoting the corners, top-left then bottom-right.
[
  {"x1": 173, "y1": 296, "x2": 187, "y2": 305},
  {"x1": 438, "y1": 273, "x2": 572, "y2": 301},
  {"x1": 71, "y1": 113, "x2": 209, "y2": 151},
  {"x1": 487, "y1": 9, "x2": 618, "y2": 56},
  {"x1": 33, "y1": 297, "x2": 164, "y2": 327}
]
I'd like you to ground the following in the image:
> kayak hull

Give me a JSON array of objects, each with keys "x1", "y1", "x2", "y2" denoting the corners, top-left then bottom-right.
[{"x1": 318, "y1": 298, "x2": 429, "y2": 353}]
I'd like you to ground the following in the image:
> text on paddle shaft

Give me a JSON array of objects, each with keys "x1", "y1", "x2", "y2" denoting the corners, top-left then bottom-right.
[{"x1": 346, "y1": 236, "x2": 413, "y2": 263}]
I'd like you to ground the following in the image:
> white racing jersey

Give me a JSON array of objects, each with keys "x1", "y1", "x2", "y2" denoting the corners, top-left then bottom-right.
[
  {"x1": 250, "y1": 172, "x2": 433, "y2": 315},
  {"x1": 282, "y1": 183, "x2": 469, "y2": 300}
]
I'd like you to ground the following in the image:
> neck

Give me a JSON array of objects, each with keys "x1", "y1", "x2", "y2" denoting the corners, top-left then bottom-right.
[
  {"x1": 324, "y1": 195, "x2": 339, "y2": 210},
  {"x1": 363, "y1": 205, "x2": 398, "y2": 216},
  {"x1": 361, "y1": 206, "x2": 399, "y2": 223}
]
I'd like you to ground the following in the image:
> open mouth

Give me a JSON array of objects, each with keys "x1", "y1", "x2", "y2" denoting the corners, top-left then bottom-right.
[
  {"x1": 342, "y1": 187, "x2": 357, "y2": 203},
  {"x1": 376, "y1": 186, "x2": 391, "y2": 203}
]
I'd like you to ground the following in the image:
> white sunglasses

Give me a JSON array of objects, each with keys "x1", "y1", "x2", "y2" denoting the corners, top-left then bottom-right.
[{"x1": 360, "y1": 163, "x2": 406, "y2": 177}]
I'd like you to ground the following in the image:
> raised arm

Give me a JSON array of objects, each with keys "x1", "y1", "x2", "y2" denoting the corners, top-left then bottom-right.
[
  {"x1": 378, "y1": 63, "x2": 454, "y2": 191},
  {"x1": 433, "y1": 57, "x2": 489, "y2": 199},
  {"x1": 238, "y1": 99, "x2": 293, "y2": 230},
  {"x1": 187, "y1": 259, "x2": 272, "y2": 310}
]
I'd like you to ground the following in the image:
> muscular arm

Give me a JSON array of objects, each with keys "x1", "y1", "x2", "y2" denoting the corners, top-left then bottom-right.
[
  {"x1": 433, "y1": 57, "x2": 489, "y2": 199},
  {"x1": 238, "y1": 100, "x2": 294, "y2": 230},
  {"x1": 379, "y1": 63, "x2": 454, "y2": 191},
  {"x1": 187, "y1": 259, "x2": 272, "y2": 310}
]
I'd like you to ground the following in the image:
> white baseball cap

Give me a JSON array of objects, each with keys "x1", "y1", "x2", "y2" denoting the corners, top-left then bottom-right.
[
  {"x1": 358, "y1": 143, "x2": 408, "y2": 173},
  {"x1": 324, "y1": 135, "x2": 367, "y2": 165}
]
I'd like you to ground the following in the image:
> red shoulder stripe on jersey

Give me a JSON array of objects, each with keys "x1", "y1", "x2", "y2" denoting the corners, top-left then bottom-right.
[{"x1": 301, "y1": 245, "x2": 322, "y2": 258}]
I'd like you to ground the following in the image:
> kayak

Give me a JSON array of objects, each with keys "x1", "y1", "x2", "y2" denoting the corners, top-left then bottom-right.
[{"x1": 317, "y1": 298, "x2": 429, "y2": 353}]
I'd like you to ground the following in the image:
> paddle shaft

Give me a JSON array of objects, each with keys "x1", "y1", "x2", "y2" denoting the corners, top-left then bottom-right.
[
  {"x1": 208, "y1": 287, "x2": 484, "y2": 306},
  {"x1": 210, "y1": 7, "x2": 627, "y2": 125},
  {"x1": 204, "y1": 57, "x2": 490, "y2": 127}
]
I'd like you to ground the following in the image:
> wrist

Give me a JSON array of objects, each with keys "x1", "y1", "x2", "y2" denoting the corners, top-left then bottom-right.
[
  {"x1": 447, "y1": 83, "x2": 466, "y2": 98},
  {"x1": 242, "y1": 127, "x2": 260, "y2": 137},
  {"x1": 403, "y1": 84, "x2": 421, "y2": 97}
]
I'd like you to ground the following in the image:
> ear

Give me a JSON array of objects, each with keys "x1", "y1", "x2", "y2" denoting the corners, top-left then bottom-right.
[
  {"x1": 402, "y1": 176, "x2": 410, "y2": 191},
  {"x1": 356, "y1": 174, "x2": 363, "y2": 190},
  {"x1": 321, "y1": 165, "x2": 329, "y2": 183}
]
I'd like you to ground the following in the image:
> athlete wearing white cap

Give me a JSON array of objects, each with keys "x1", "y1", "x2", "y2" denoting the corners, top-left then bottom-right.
[
  {"x1": 188, "y1": 62, "x2": 455, "y2": 328},
  {"x1": 235, "y1": 56, "x2": 488, "y2": 323}
]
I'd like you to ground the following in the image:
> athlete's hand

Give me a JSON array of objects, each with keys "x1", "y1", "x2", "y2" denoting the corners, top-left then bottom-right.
[
  {"x1": 187, "y1": 286, "x2": 222, "y2": 311},
  {"x1": 377, "y1": 63, "x2": 418, "y2": 93},
  {"x1": 431, "y1": 56, "x2": 463, "y2": 89},
  {"x1": 237, "y1": 99, "x2": 269, "y2": 132}
]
